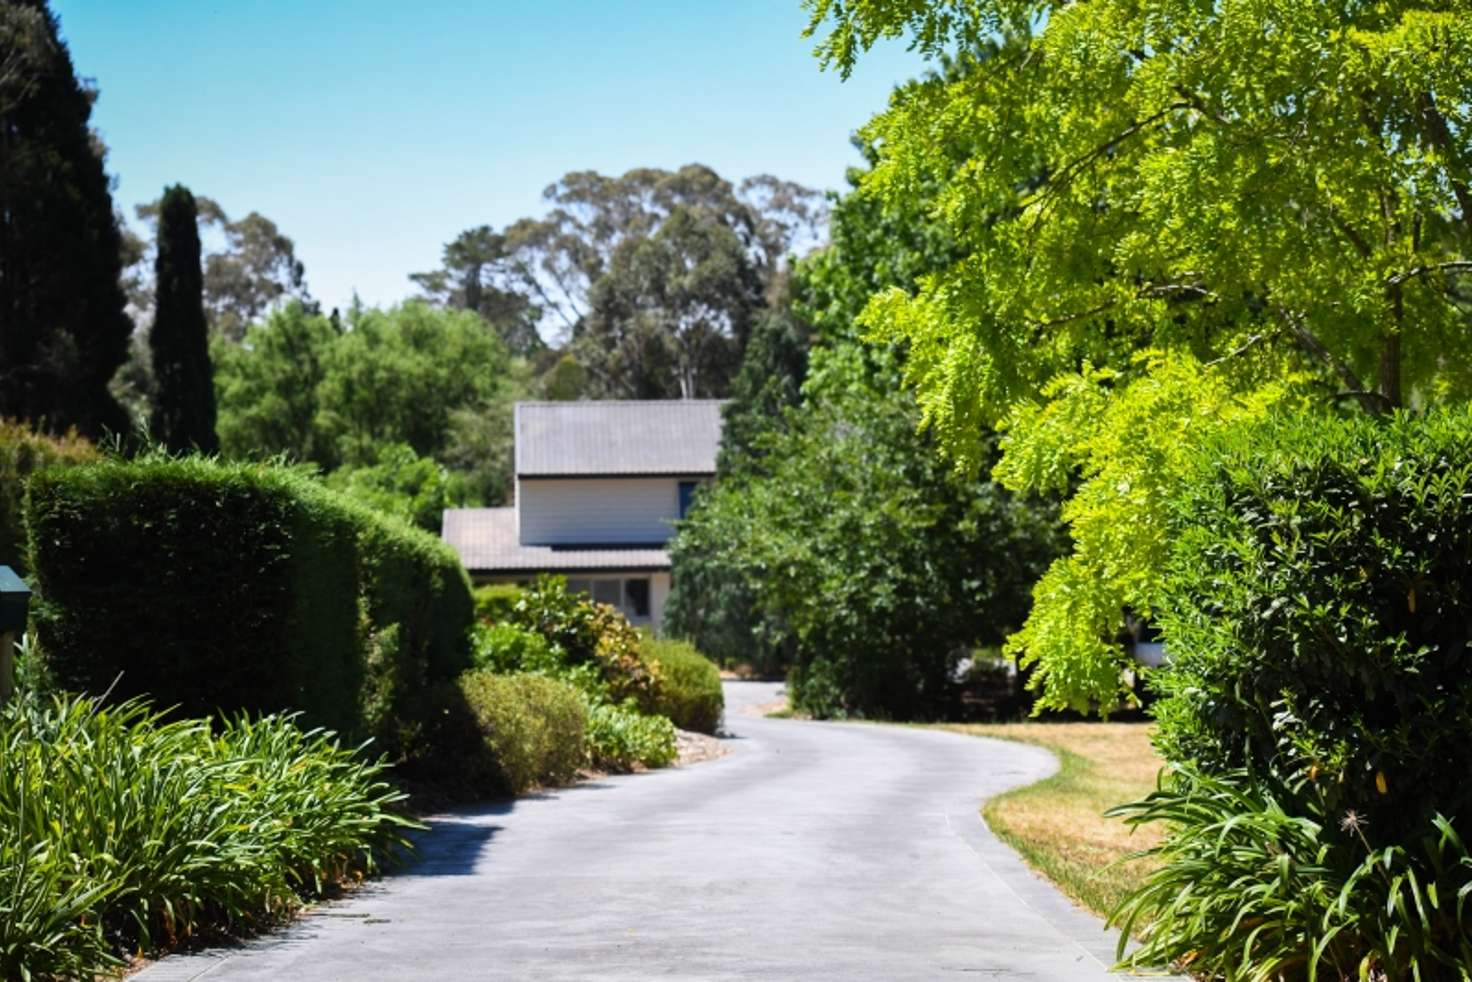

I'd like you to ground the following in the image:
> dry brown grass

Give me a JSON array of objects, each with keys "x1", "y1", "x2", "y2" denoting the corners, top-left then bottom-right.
[{"x1": 940, "y1": 722, "x2": 1166, "y2": 923}]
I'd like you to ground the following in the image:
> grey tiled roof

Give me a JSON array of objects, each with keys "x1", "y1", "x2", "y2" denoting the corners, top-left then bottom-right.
[
  {"x1": 442, "y1": 508, "x2": 671, "y2": 573},
  {"x1": 515, "y1": 400, "x2": 725, "y2": 476}
]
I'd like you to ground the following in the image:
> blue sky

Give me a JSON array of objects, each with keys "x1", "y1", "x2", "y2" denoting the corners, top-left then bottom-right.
[{"x1": 53, "y1": 1, "x2": 926, "y2": 314}]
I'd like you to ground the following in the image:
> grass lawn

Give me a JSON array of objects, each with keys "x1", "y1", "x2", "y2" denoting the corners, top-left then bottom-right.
[{"x1": 937, "y1": 722, "x2": 1165, "y2": 923}]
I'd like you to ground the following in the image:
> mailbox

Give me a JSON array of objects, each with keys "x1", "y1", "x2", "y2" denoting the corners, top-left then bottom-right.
[{"x1": 0, "y1": 566, "x2": 31, "y2": 634}]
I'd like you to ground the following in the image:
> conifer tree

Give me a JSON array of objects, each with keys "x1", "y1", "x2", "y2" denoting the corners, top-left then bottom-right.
[
  {"x1": 0, "y1": 0, "x2": 132, "y2": 436},
  {"x1": 149, "y1": 185, "x2": 218, "y2": 454}
]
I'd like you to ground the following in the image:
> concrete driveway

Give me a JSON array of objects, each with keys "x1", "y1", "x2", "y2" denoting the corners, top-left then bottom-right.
[{"x1": 138, "y1": 681, "x2": 1137, "y2": 981}]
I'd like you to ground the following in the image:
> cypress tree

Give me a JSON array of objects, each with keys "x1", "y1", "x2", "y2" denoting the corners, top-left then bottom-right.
[
  {"x1": 0, "y1": 1, "x2": 132, "y2": 437},
  {"x1": 149, "y1": 185, "x2": 218, "y2": 454}
]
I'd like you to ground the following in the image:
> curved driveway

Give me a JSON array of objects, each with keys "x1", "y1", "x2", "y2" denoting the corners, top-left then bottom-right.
[{"x1": 138, "y1": 682, "x2": 1130, "y2": 981}]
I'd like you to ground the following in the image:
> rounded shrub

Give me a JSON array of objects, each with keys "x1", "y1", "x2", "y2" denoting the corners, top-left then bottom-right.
[
  {"x1": 643, "y1": 635, "x2": 723, "y2": 734},
  {"x1": 473, "y1": 583, "x2": 525, "y2": 622},
  {"x1": 1153, "y1": 409, "x2": 1472, "y2": 837},
  {"x1": 583, "y1": 700, "x2": 677, "y2": 771},
  {"x1": 1119, "y1": 408, "x2": 1472, "y2": 977},
  {"x1": 450, "y1": 671, "x2": 586, "y2": 794}
]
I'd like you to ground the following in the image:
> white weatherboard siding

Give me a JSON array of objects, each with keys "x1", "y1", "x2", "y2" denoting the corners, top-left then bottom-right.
[{"x1": 518, "y1": 478, "x2": 684, "y2": 546}]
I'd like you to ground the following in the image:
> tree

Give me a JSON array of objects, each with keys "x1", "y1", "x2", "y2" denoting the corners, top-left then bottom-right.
[
  {"x1": 668, "y1": 342, "x2": 1059, "y2": 717},
  {"x1": 215, "y1": 301, "x2": 526, "y2": 506},
  {"x1": 129, "y1": 196, "x2": 310, "y2": 340},
  {"x1": 316, "y1": 302, "x2": 512, "y2": 467},
  {"x1": 410, "y1": 225, "x2": 542, "y2": 356},
  {"x1": 716, "y1": 309, "x2": 809, "y2": 477},
  {"x1": 148, "y1": 185, "x2": 218, "y2": 454},
  {"x1": 202, "y1": 210, "x2": 309, "y2": 341},
  {"x1": 668, "y1": 121, "x2": 968, "y2": 667},
  {"x1": 325, "y1": 442, "x2": 464, "y2": 532},
  {"x1": 805, "y1": 0, "x2": 1472, "y2": 711},
  {"x1": 577, "y1": 204, "x2": 765, "y2": 398},
  {"x1": 0, "y1": 0, "x2": 132, "y2": 437},
  {"x1": 414, "y1": 165, "x2": 827, "y2": 402},
  {"x1": 214, "y1": 302, "x2": 338, "y2": 464}
]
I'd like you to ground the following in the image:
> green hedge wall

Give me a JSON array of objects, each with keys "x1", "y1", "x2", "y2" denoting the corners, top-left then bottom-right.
[{"x1": 25, "y1": 456, "x2": 473, "y2": 742}]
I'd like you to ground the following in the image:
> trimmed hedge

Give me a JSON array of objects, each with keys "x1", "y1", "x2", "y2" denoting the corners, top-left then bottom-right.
[
  {"x1": 448, "y1": 671, "x2": 586, "y2": 794},
  {"x1": 25, "y1": 455, "x2": 473, "y2": 742},
  {"x1": 643, "y1": 635, "x2": 723, "y2": 734},
  {"x1": 350, "y1": 498, "x2": 475, "y2": 746}
]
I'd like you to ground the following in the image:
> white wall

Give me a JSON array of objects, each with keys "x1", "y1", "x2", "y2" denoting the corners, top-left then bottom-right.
[
  {"x1": 650, "y1": 572, "x2": 671, "y2": 633},
  {"x1": 518, "y1": 478, "x2": 683, "y2": 546}
]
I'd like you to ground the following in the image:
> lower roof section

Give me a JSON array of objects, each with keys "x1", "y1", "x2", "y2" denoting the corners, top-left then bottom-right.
[{"x1": 441, "y1": 507, "x2": 671, "y2": 574}]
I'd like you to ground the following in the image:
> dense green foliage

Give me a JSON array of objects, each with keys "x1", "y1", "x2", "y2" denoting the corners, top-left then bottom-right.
[
  {"x1": 1100, "y1": 409, "x2": 1472, "y2": 977},
  {"x1": 212, "y1": 302, "x2": 338, "y2": 464},
  {"x1": 582, "y1": 701, "x2": 678, "y2": 771},
  {"x1": 1112, "y1": 768, "x2": 1472, "y2": 979},
  {"x1": 149, "y1": 185, "x2": 219, "y2": 454},
  {"x1": 804, "y1": 0, "x2": 1472, "y2": 713},
  {"x1": 666, "y1": 125, "x2": 976, "y2": 679},
  {"x1": 641, "y1": 635, "x2": 723, "y2": 735},
  {"x1": 446, "y1": 671, "x2": 587, "y2": 794},
  {"x1": 671, "y1": 344, "x2": 1059, "y2": 719},
  {"x1": 472, "y1": 583, "x2": 526, "y2": 622},
  {"x1": 1154, "y1": 410, "x2": 1472, "y2": 831},
  {"x1": 0, "y1": 1, "x2": 132, "y2": 438},
  {"x1": 0, "y1": 421, "x2": 96, "y2": 574},
  {"x1": 504, "y1": 577, "x2": 661, "y2": 710},
  {"x1": 215, "y1": 301, "x2": 523, "y2": 506},
  {"x1": 472, "y1": 578, "x2": 681, "y2": 769},
  {"x1": 25, "y1": 455, "x2": 473, "y2": 745},
  {"x1": 0, "y1": 691, "x2": 412, "y2": 981},
  {"x1": 325, "y1": 442, "x2": 464, "y2": 532}
]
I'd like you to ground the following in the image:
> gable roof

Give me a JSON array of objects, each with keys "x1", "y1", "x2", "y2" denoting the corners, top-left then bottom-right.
[
  {"x1": 515, "y1": 400, "x2": 725, "y2": 477},
  {"x1": 442, "y1": 507, "x2": 671, "y2": 573}
]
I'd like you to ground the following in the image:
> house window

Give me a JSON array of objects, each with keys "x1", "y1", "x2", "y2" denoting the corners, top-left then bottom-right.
[
  {"x1": 625, "y1": 578, "x2": 650, "y2": 618},
  {"x1": 678, "y1": 481, "x2": 699, "y2": 519},
  {"x1": 592, "y1": 580, "x2": 621, "y2": 606},
  {"x1": 566, "y1": 579, "x2": 592, "y2": 597}
]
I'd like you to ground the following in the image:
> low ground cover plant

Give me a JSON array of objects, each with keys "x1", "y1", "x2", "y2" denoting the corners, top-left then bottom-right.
[
  {"x1": 1114, "y1": 409, "x2": 1472, "y2": 978},
  {"x1": 583, "y1": 700, "x2": 677, "y2": 770},
  {"x1": 0, "y1": 688, "x2": 413, "y2": 981}
]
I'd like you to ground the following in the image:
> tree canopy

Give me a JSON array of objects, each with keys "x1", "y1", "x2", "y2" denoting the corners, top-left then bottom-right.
[
  {"x1": 414, "y1": 164, "x2": 827, "y2": 399},
  {"x1": 214, "y1": 301, "x2": 523, "y2": 511},
  {"x1": 148, "y1": 185, "x2": 218, "y2": 454},
  {"x1": 0, "y1": 0, "x2": 132, "y2": 437},
  {"x1": 128, "y1": 194, "x2": 311, "y2": 340},
  {"x1": 804, "y1": 0, "x2": 1472, "y2": 711}
]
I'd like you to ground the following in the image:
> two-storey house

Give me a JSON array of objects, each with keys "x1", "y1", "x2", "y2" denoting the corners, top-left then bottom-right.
[{"x1": 441, "y1": 400, "x2": 724, "y2": 630}]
